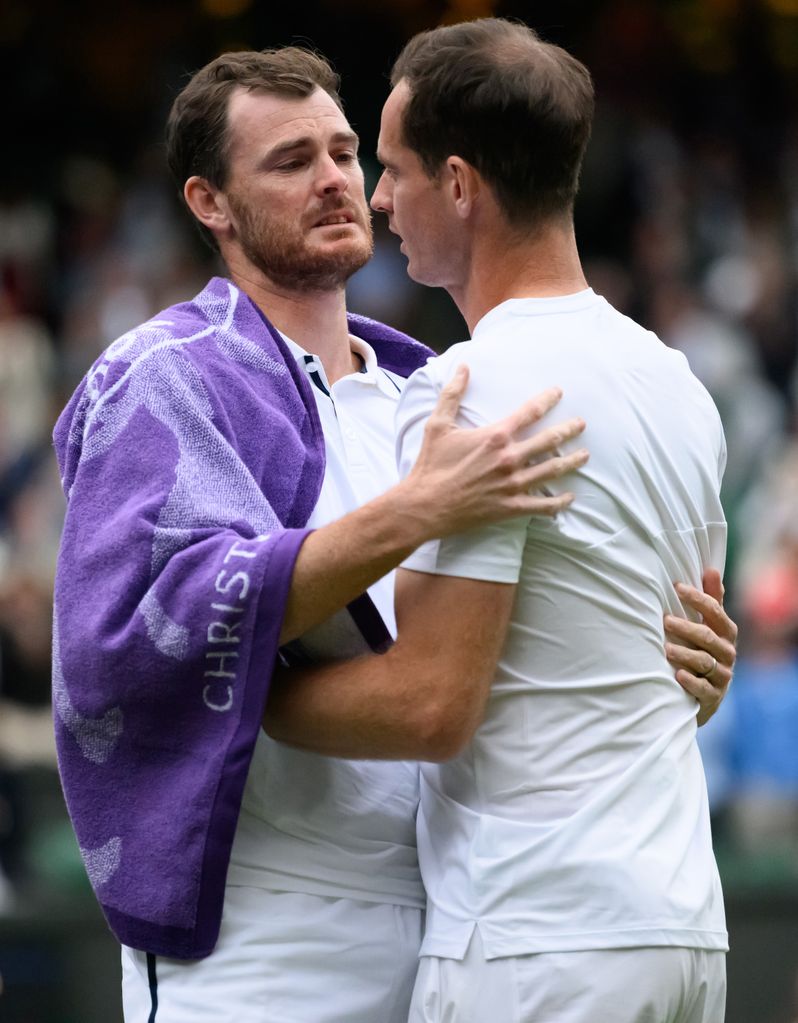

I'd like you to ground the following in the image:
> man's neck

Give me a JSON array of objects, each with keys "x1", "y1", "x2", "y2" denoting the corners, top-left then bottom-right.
[
  {"x1": 454, "y1": 219, "x2": 589, "y2": 334},
  {"x1": 230, "y1": 265, "x2": 358, "y2": 384}
]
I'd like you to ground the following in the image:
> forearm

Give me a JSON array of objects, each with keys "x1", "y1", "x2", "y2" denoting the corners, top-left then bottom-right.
[
  {"x1": 265, "y1": 642, "x2": 446, "y2": 760},
  {"x1": 269, "y1": 572, "x2": 516, "y2": 760},
  {"x1": 279, "y1": 479, "x2": 428, "y2": 644}
]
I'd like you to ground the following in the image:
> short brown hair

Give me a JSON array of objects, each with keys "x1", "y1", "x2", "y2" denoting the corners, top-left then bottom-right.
[
  {"x1": 390, "y1": 19, "x2": 594, "y2": 229},
  {"x1": 165, "y1": 47, "x2": 343, "y2": 248}
]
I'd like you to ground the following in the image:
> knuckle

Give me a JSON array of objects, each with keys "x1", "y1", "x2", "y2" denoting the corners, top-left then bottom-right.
[
  {"x1": 538, "y1": 457, "x2": 564, "y2": 478},
  {"x1": 679, "y1": 677, "x2": 698, "y2": 696},
  {"x1": 549, "y1": 425, "x2": 566, "y2": 444},
  {"x1": 539, "y1": 426, "x2": 562, "y2": 449},
  {"x1": 494, "y1": 450, "x2": 516, "y2": 475},
  {"x1": 560, "y1": 419, "x2": 581, "y2": 439},
  {"x1": 489, "y1": 428, "x2": 513, "y2": 453}
]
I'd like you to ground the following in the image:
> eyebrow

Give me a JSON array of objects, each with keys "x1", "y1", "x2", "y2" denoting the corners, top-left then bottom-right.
[
  {"x1": 265, "y1": 130, "x2": 360, "y2": 162},
  {"x1": 375, "y1": 153, "x2": 394, "y2": 173}
]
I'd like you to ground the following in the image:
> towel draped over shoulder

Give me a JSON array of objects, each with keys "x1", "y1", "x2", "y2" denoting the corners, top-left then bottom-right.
[{"x1": 52, "y1": 276, "x2": 433, "y2": 958}]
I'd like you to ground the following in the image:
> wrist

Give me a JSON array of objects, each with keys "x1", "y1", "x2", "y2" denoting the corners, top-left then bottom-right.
[{"x1": 372, "y1": 476, "x2": 438, "y2": 555}]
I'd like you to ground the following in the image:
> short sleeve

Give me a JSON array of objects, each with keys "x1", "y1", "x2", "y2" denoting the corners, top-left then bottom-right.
[{"x1": 395, "y1": 358, "x2": 528, "y2": 584}]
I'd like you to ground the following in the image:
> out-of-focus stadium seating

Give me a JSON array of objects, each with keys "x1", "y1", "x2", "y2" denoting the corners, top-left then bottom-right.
[{"x1": 1, "y1": 1, "x2": 798, "y2": 1019}]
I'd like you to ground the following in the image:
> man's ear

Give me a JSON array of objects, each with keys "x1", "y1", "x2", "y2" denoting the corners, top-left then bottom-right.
[
  {"x1": 184, "y1": 176, "x2": 232, "y2": 238},
  {"x1": 445, "y1": 157, "x2": 481, "y2": 219}
]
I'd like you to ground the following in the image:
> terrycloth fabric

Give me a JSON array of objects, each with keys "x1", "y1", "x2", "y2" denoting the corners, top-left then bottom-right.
[{"x1": 52, "y1": 276, "x2": 433, "y2": 959}]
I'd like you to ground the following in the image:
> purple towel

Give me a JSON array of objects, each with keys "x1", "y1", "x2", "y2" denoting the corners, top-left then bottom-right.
[{"x1": 52, "y1": 276, "x2": 432, "y2": 958}]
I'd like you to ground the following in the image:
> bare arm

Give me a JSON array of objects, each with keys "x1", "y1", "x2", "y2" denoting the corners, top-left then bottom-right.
[
  {"x1": 267, "y1": 568, "x2": 516, "y2": 760},
  {"x1": 664, "y1": 568, "x2": 738, "y2": 726},
  {"x1": 279, "y1": 367, "x2": 587, "y2": 643}
]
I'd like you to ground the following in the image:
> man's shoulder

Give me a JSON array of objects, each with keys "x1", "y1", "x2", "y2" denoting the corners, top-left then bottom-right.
[
  {"x1": 409, "y1": 339, "x2": 469, "y2": 379},
  {"x1": 54, "y1": 277, "x2": 295, "y2": 450},
  {"x1": 83, "y1": 277, "x2": 297, "y2": 404},
  {"x1": 347, "y1": 311, "x2": 434, "y2": 378}
]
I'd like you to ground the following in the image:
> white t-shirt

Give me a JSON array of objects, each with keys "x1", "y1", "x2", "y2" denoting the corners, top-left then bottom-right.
[
  {"x1": 396, "y1": 289, "x2": 729, "y2": 957},
  {"x1": 228, "y1": 334, "x2": 424, "y2": 909}
]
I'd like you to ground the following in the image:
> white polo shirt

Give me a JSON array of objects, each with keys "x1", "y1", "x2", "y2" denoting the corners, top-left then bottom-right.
[
  {"x1": 396, "y1": 289, "x2": 729, "y2": 957},
  {"x1": 227, "y1": 334, "x2": 425, "y2": 909}
]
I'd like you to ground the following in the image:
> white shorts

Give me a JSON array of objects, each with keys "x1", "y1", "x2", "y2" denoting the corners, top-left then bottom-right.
[
  {"x1": 122, "y1": 886, "x2": 423, "y2": 1023},
  {"x1": 408, "y1": 931, "x2": 727, "y2": 1023}
]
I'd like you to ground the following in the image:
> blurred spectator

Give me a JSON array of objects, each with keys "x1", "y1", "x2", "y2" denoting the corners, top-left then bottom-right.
[
  {"x1": 735, "y1": 438, "x2": 798, "y2": 602},
  {"x1": 649, "y1": 279, "x2": 788, "y2": 516},
  {"x1": 0, "y1": 280, "x2": 63, "y2": 678},
  {"x1": 698, "y1": 559, "x2": 798, "y2": 874},
  {"x1": 0, "y1": 194, "x2": 56, "y2": 319},
  {"x1": 57, "y1": 151, "x2": 212, "y2": 392},
  {"x1": 0, "y1": 283, "x2": 63, "y2": 907},
  {"x1": 0, "y1": 5, "x2": 796, "y2": 1016}
]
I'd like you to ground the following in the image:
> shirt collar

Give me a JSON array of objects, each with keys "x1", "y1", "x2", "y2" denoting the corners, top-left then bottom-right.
[{"x1": 281, "y1": 331, "x2": 397, "y2": 397}]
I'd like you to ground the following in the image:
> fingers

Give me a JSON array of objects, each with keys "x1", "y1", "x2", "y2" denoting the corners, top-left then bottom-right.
[
  {"x1": 673, "y1": 581, "x2": 737, "y2": 644},
  {"x1": 502, "y1": 387, "x2": 565, "y2": 434},
  {"x1": 665, "y1": 575, "x2": 737, "y2": 727},
  {"x1": 668, "y1": 582, "x2": 738, "y2": 680},
  {"x1": 483, "y1": 422, "x2": 588, "y2": 518},
  {"x1": 665, "y1": 632, "x2": 733, "y2": 727},
  {"x1": 517, "y1": 417, "x2": 587, "y2": 464},
  {"x1": 664, "y1": 615, "x2": 736, "y2": 676},
  {"x1": 701, "y1": 567, "x2": 724, "y2": 603},
  {"x1": 435, "y1": 378, "x2": 567, "y2": 436},
  {"x1": 518, "y1": 490, "x2": 577, "y2": 517},
  {"x1": 673, "y1": 667, "x2": 728, "y2": 727},
  {"x1": 665, "y1": 637, "x2": 730, "y2": 681},
  {"x1": 429, "y1": 364, "x2": 470, "y2": 426},
  {"x1": 522, "y1": 445, "x2": 589, "y2": 483},
  {"x1": 477, "y1": 439, "x2": 587, "y2": 518},
  {"x1": 414, "y1": 378, "x2": 586, "y2": 528}
]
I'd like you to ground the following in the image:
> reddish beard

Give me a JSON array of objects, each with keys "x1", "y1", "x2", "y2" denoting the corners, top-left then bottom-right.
[{"x1": 228, "y1": 193, "x2": 374, "y2": 291}]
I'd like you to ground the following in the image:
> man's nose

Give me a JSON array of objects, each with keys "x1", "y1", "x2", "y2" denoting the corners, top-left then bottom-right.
[
  {"x1": 370, "y1": 172, "x2": 391, "y2": 211},
  {"x1": 317, "y1": 155, "x2": 349, "y2": 195}
]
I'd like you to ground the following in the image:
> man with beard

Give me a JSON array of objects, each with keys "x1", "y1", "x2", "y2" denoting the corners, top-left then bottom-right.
[{"x1": 52, "y1": 47, "x2": 735, "y2": 1023}]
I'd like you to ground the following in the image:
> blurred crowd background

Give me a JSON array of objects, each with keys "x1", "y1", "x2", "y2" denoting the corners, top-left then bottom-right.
[{"x1": 1, "y1": 0, "x2": 798, "y2": 1020}]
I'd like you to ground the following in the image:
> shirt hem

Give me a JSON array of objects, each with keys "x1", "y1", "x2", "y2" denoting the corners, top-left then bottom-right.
[{"x1": 420, "y1": 925, "x2": 729, "y2": 960}]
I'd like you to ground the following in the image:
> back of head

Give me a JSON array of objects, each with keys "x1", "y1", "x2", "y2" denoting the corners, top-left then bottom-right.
[
  {"x1": 390, "y1": 18, "x2": 594, "y2": 230},
  {"x1": 165, "y1": 47, "x2": 342, "y2": 248}
]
